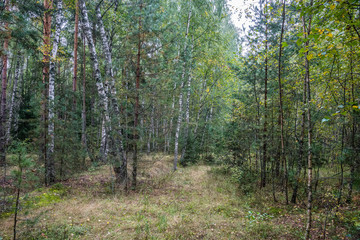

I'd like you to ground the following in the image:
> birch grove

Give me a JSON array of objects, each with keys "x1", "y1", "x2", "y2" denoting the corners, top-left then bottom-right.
[{"x1": 1, "y1": 1, "x2": 359, "y2": 238}]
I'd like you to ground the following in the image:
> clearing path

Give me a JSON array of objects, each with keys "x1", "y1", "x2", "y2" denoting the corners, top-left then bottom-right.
[{"x1": 0, "y1": 155, "x2": 247, "y2": 239}]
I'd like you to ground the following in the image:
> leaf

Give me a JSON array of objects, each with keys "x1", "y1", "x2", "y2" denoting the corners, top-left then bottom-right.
[
  {"x1": 327, "y1": 32, "x2": 333, "y2": 38},
  {"x1": 282, "y1": 42, "x2": 288, "y2": 47},
  {"x1": 307, "y1": 53, "x2": 314, "y2": 61},
  {"x1": 330, "y1": 4, "x2": 335, "y2": 10},
  {"x1": 296, "y1": 38, "x2": 302, "y2": 46}
]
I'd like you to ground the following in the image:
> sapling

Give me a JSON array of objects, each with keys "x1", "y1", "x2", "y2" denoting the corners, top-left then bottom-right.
[{"x1": 9, "y1": 141, "x2": 34, "y2": 240}]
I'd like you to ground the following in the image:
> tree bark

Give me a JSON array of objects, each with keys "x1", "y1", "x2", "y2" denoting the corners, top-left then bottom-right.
[
  {"x1": 0, "y1": 0, "x2": 10, "y2": 168},
  {"x1": 73, "y1": 0, "x2": 79, "y2": 107},
  {"x1": 6, "y1": 54, "x2": 22, "y2": 146},
  {"x1": 174, "y1": 2, "x2": 192, "y2": 171},
  {"x1": 42, "y1": 0, "x2": 52, "y2": 186},
  {"x1": 81, "y1": 33, "x2": 87, "y2": 148},
  {"x1": 261, "y1": 0, "x2": 268, "y2": 188},
  {"x1": 47, "y1": 0, "x2": 64, "y2": 185},
  {"x1": 93, "y1": 1, "x2": 128, "y2": 184},
  {"x1": 180, "y1": 38, "x2": 194, "y2": 163},
  {"x1": 12, "y1": 56, "x2": 27, "y2": 136},
  {"x1": 277, "y1": 0, "x2": 288, "y2": 204},
  {"x1": 132, "y1": 0, "x2": 142, "y2": 188},
  {"x1": 302, "y1": 1, "x2": 314, "y2": 238}
]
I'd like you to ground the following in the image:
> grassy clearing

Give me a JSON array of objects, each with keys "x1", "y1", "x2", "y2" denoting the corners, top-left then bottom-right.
[
  {"x1": 1, "y1": 154, "x2": 358, "y2": 239},
  {"x1": 0, "y1": 154, "x2": 246, "y2": 239}
]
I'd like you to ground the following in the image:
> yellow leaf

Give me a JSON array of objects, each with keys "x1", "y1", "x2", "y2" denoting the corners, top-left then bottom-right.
[
  {"x1": 307, "y1": 53, "x2": 314, "y2": 61},
  {"x1": 327, "y1": 32, "x2": 333, "y2": 38},
  {"x1": 353, "y1": 105, "x2": 358, "y2": 109},
  {"x1": 330, "y1": 4, "x2": 335, "y2": 10}
]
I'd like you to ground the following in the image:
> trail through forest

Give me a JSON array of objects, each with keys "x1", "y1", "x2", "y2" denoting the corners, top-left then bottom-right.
[
  {"x1": 0, "y1": 154, "x2": 305, "y2": 240},
  {"x1": 0, "y1": 156, "x2": 247, "y2": 239},
  {"x1": 0, "y1": 156, "x2": 356, "y2": 240}
]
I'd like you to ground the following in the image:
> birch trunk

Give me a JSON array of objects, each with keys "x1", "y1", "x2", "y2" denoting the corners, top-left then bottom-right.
[
  {"x1": 147, "y1": 106, "x2": 152, "y2": 154},
  {"x1": 81, "y1": 33, "x2": 87, "y2": 148},
  {"x1": 151, "y1": 105, "x2": 155, "y2": 151},
  {"x1": 80, "y1": 0, "x2": 111, "y2": 162},
  {"x1": 99, "y1": 119, "x2": 108, "y2": 162},
  {"x1": 132, "y1": 1, "x2": 143, "y2": 188},
  {"x1": 47, "y1": 0, "x2": 64, "y2": 184},
  {"x1": 13, "y1": 56, "x2": 27, "y2": 135},
  {"x1": 167, "y1": 83, "x2": 177, "y2": 152},
  {"x1": 94, "y1": 2, "x2": 128, "y2": 183},
  {"x1": 173, "y1": 3, "x2": 192, "y2": 171},
  {"x1": 303, "y1": 1, "x2": 314, "y2": 237},
  {"x1": 73, "y1": 0, "x2": 79, "y2": 107},
  {"x1": 180, "y1": 60, "x2": 192, "y2": 162},
  {"x1": 6, "y1": 54, "x2": 21, "y2": 145},
  {"x1": 173, "y1": 81, "x2": 184, "y2": 171},
  {"x1": 42, "y1": 0, "x2": 52, "y2": 185},
  {"x1": 277, "y1": 0, "x2": 288, "y2": 204},
  {"x1": 261, "y1": 0, "x2": 268, "y2": 188}
]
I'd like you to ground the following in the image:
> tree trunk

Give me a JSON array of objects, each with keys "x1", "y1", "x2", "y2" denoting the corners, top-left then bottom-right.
[
  {"x1": 277, "y1": 0, "x2": 288, "y2": 204},
  {"x1": 93, "y1": 1, "x2": 128, "y2": 184},
  {"x1": 132, "y1": 1, "x2": 142, "y2": 188},
  {"x1": 0, "y1": 0, "x2": 10, "y2": 169},
  {"x1": 12, "y1": 56, "x2": 27, "y2": 136},
  {"x1": 261, "y1": 0, "x2": 268, "y2": 188},
  {"x1": 181, "y1": 37, "x2": 194, "y2": 163},
  {"x1": 42, "y1": 0, "x2": 52, "y2": 186},
  {"x1": 73, "y1": 0, "x2": 79, "y2": 107},
  {"x1": 6, "y1": 54, "x2": 22, "y2": 145},
  {"x1": 303, "y1": 2, "x2": 314, "y2": 238},
  {"x1": 347, "y1": 43, "x2": 355, "y2": 203},
  {"x1": 99, "y1": 118, "x2": 108, "y2": 162},
  {"x1": 174, "y1": 3, "x2": 192, "y2": 171},
  {"x1": 47, "y1": 0, "x2": 64, "y2": 185},
  {"x1": 81, "y1": 33, "x2": 87, "y2": 149}
]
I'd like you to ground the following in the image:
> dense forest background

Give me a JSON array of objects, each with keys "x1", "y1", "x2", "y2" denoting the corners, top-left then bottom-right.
[{"x1": 0, "y1": 0, "x2": 359, "y2": 239}]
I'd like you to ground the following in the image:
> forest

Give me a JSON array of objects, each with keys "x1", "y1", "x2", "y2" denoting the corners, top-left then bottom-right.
[{"x1": 0, "y1": 0, "x2": 359, "y2": 239}]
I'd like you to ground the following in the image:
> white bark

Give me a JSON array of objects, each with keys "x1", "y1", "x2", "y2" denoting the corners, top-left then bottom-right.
[
  {"x1": 99, "y1": 118, "x2": 108, "y2": 161},
  {"x1": 148, "y1": 105, "x2": 154, "y2": 154},
  {"x1": 173, "y1": 81, "x2": 184, "y2": 170},
  {"x1": 6, "y1": 54, "x2": 21, "y2": 145},
  {"x1": 152, "y1": 105, "x2": 155, "y2": 150},
  {"x1": 167, "y1": 83, "x2": 176, "y2": 152},
  {"x1": 140, "y1": 99, "x2": 144, "y2": 142},
  {"x1": 13, "y1": 56, "x2": 27, "y2": 135},
  {"x1": 47, "y1": 0, "x2": 63, "y2": 183},
  {"x1": 180, "y1": 63, "x2": 192, "y2": 161},
  {"x1": 95, "y1": 4, "x2": 127, "y2": 182},
  {"x1": 173, "y1": 4, "x2": 192, "y2": 171},
  {"x1": 80, "y1": 0, "x2": 111, "y2": 148}
]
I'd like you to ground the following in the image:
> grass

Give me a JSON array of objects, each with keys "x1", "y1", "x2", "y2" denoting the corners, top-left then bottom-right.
[
  {"x1": 0, "y1": 154, "x2": 246, "y2": 239},
  {"x1": 1, "y1": 153, "x2": 358, "y2": 239}
]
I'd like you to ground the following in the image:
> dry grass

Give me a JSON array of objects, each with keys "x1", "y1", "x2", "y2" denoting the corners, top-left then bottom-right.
[
  {"x1": 3, "y1": 153, "x2": 353, "y2": 239},
  {"x1": 0, "y1": 154, "x2": 247, "y2": 240}
]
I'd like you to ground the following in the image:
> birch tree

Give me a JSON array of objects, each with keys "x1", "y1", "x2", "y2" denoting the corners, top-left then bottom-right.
[
  {"x1": 47, "y1": 0, "x2": 64, "y2": 184},
  {"x1": 173, "y1": 1, "x2": 192, "y2": 171}
]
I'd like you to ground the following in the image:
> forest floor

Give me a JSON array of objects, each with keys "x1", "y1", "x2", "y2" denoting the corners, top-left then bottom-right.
[{"x1": 0, "y1": 154, "x2": 358, "y2": 239}]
